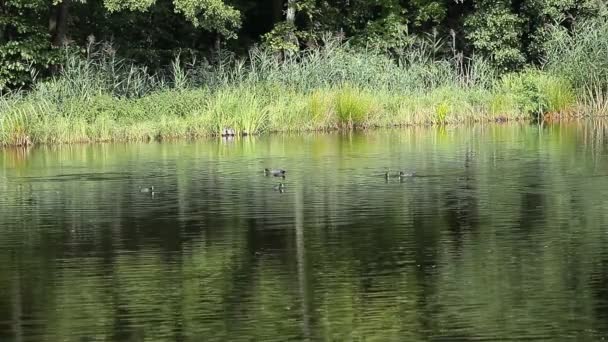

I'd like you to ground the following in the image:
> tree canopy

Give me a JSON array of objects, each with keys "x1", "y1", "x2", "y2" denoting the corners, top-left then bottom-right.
[{"x1": 0, "y1": 0, "x2": 606, "y2": 89}]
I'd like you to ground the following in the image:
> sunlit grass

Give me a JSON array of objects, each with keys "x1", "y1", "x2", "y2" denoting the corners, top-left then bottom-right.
[
  {"x1": 0, "y1": 36, "x2": 596, "y2": 146},
  {"x1": 0, "y1": 84, "x2": 535, "y2": 146},
  {"x1": 499, "y1": 70, "x2": 576, "y2": 119},
  {"x1": 335, "y1": 85, "x2": 374, "y2": 128},
  {"x1": 544, "y1": 16, "x2": 608, "y2": 114}
]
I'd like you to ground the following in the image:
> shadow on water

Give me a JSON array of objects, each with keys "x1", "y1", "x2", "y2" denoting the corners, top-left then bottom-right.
[
  {"x1": 442, "y1": 149, "x2": 480, "y2": 255},
  {"x1": 2, "y1": 123, "x2": 608, "y2": 340},
  {"x1": 517, "y1": 157, "x2": 547, "y2": 233}
]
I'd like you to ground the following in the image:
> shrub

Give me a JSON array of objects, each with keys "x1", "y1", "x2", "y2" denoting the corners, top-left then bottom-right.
[
  {"x1": 335, "y1": 85, "x2": 373, "y2": 127},
  {"x1": 500, "y1": 71, "x2": 575, "y2": 119}
]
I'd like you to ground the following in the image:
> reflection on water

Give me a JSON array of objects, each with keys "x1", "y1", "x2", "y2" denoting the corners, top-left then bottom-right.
[{"x1": 2, "y1": 123, "x2": 608, "y2": 341}]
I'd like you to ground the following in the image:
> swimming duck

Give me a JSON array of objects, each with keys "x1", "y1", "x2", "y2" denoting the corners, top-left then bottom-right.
[
  {"x1": 385, "y1": 171, "x2": 407, "y2": 179},
  {"x1": 139, "y1": 186, "x2": 154, "y2": 193},
  {"x1": 273, "y1": 183, "x2": 285, "y2": 192},
  {"x1": 221, "y1": 128, "x2": 236, "y2": 137},
  {"x1": 399, "y1": 171, "x2": 417, "y2": 178},
  {"x1": 264, "y1": 168, "x2": 286, "y2": 177}
]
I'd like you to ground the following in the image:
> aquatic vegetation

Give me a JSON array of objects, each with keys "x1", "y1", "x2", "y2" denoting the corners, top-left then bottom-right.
[
  {"x1": 435, "y1": 102, "x2": 450, "y2": 124},
  {"x1": 545, "y1": 17, "x2": 608, "y2": 91},
  {"x1": 0, "y1": 83, "x2": 532, "y2": 146},
  {"x1": 489, "y1": 93, "x2": 518, "y2": 118},
  {"x1": 543, "y1": 16, "x2": 608, "y2": 115},
  {"x1": 307, "y1": 90, "x2": 335, "y2": 129},
  {"x1": 335, "y1": 85, "x2": 374, "y2": 128},
  {"x1": 0, "y1": 34, "x2": 601, "y2": 146},
  {"x1": 499, "y1": 70, "x2": 576, "y2": 120},
  {"x1": 205, "y1": 86, "x2": 269, "y2": 136},
  {"x1": 581, "y1": 84, "x2": 608, "y2": 116}
]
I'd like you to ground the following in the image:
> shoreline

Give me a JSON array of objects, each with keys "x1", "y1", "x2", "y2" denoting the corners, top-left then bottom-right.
[
  {"x1": 0, "y1": 80, "x2": 578, "y2": 147},
  {"x1": 3, "y1": 114, "x2": 602, "y2": 149}
]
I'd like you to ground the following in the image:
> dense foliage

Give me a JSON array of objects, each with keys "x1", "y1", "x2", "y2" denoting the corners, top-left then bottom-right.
[{"x1": 1, "y1": 0, "x2": 607, "y2": 89}]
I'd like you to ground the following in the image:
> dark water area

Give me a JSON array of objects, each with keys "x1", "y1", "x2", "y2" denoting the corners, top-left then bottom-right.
[{"x1": 2, "y1": 123, "x2": 608, "y2": 341}]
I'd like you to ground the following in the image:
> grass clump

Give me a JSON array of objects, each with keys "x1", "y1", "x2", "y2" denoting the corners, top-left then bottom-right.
[
  {"x1": 307, "y1": 90, "x2": 335, "y2": 129},
  {"x1": 335, "y1": 85, "x2": 374, "y2": 128},
  {"x1": 205, "y1": 85, "x2": 270, "y2": 136},
  {"x1": 544, "y1": 15, "x2": 608, "y2": 114},
  {"x1": 499, "y1": 70, "x2": 575, "y2": 120},
  {"x1": 545, "y1": 17, "x2": 608, "y2": 91},
  {"x1": 435, "y1": 102, "x2": 450, "y2": 123}
]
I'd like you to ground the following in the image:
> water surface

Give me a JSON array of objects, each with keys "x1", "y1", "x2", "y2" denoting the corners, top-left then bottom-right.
[{"x1": 2, "y1": 123, "x2": 608, "y2": 341}]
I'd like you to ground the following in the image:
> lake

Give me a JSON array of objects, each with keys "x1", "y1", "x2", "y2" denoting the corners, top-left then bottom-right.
[{"x1": 1, "y1": 123, "x2": 608, "y2": 341}]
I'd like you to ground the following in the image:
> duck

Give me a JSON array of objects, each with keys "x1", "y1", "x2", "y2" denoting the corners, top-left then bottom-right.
[
  {"x1": 221, "y1": 128, "x2": 235, "y2": 137},
  {"x1": 384, "y1": 171, "x2": 417, "y2": 180},
  {"x1": 273, "y1": 182, "x2": 285, "y2": 192},
  {"x1": 264, "y1": 168, "x2": 286, "y2": 178},
  {"x1": 399, "y1": 171, "x2": 417, "y2": 178},
  {"x1": 139, "y1": 186, "x2": 154, "y2": 193},
  {"x1": 384, "y1": 170, "x2": 406, "y2": 179}
]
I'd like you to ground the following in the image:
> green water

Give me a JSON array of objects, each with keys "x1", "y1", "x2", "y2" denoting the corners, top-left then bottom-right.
[{"x1": 1, "y1": 123, "x2": 608, "y2": 341}]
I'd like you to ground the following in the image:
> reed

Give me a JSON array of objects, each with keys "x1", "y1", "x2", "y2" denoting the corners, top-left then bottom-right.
[{"x1": 0, "y1": 31, "x2": 600, "y2": 146}]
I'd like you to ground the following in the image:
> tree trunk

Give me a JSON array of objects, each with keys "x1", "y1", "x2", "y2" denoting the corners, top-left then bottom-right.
[
  {"x1": 48, "y1": 2, "x2": 56, "y2": 36},
  {"x1": 284, "y1": 0, "x2": 297, "y2": 57},
  {"x1": 50, "y1": 0, "x2": 69, "y2": 46},
  {"x1": 286, "y1": 0, "x2": 296, "y2": 24},
  {"x1": 214, "y1": 33, "x2": 221, "y2": 55}
]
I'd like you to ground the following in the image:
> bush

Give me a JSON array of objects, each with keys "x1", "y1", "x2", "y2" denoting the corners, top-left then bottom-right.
[
  {"x1": 335, "y1": 85, "x2": 374, "y2": 127},
  {"x1": 500, "y1": 71, "x2": 575, "y2": 119},
  {"x1": 435, "y1": 102, "x2": 450, "y2": 123},
  {"x1": 545, "y1": 16, "x2": 608, "y2": 91}
]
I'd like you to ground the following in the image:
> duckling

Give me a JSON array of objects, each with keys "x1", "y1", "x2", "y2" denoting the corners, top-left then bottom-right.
[
  {"x1": 221, "y1": 128, "x2": 236, "y2": 137},
  {"x1": 384, "y1": 170, "x2": 405, "y2": 179},
  {"x1": 139, "y1": 186, "x2": 154, "y2": 193},
  {"x1": 264, "y1": 168, "x2": 286, "y2": 178},
  {"x1": 384, "y1": 171, "x2": 391, "y2": 181},
  {"x1": 399, "y1": 171, "x2": 417, "y2": 178}
]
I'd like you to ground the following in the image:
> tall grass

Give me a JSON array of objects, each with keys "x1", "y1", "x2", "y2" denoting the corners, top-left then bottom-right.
[
  {"x1": 335, "y1": 85, "x2": 374, "y2": 127},
  {"x1": 544, "y1": 14, "x2": 608, "y2": 113},
  {"x1": 580, "y1": 84, "x2": 608, "y2": 116},
  {"x1": 0, "y1": 32, "x2": 596, "y2": 146},
  {"x1": 545, "y1": 17, "x2": 608, "y2": 90},
  {"x1": 499, "y1": 70, "x2": 576, "y2": 119},
  {"x1": 205, "y1": 86, "x2": 269, "y2": 135}
]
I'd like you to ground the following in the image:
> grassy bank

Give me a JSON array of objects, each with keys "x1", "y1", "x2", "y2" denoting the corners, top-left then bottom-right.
[
  {"x1": 0, "y1": 22, "x2": 605, "y2": 146},
  {"x1": 0, "y1": 80, "x2": 568, "y2": 146}
]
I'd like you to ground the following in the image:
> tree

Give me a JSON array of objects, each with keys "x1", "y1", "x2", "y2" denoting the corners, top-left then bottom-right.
[
  {"x1": 2, "y1": 0, "x2": 608, "y2": 90},
  {"x1": 0, "y1": 0, "x2": 57, "y2": 89},
  {"x1": 465, "y1": 1, "x2": 525, "y2": 70},
  {"x1": 0, "y1": 0, "x2": 242, "y2": 90},
  {"x1": 517, "y1": 0, "x2": 599, "y2": 63},
  {"x1": 104, "y1": 0, "x2": 241, "y2": 38}
]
